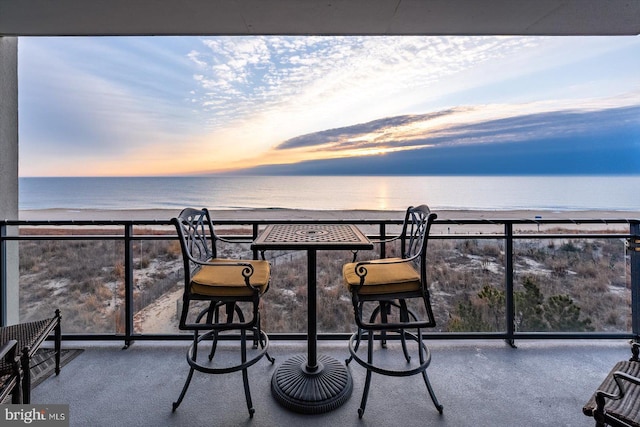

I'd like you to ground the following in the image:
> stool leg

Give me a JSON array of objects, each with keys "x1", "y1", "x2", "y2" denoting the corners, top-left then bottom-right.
[
  {"x1": 172, "y1": 366, "x2": 195, "y2": 412},
  {"x1": 399, "y1": 301, "x2": 411, "y2": 362},
  {"x1": 346, "y1": 327, "x2": 364, "y2": 365},
  {"x1": 347, "y1": 303, "x2": 365, "y2": 365},
  {"x1": 358, "y1": 331, "x2": 375, "y2": 418},
  {"x1": 422, "y1": 370, "x2": 443, "y2": 414},
  {"x1": 242, "y1": 368, "x2": 254, "y2": 418},
  {"x1": 418, "y1": 328, "x2": 443, "y2": 414},
  {"x1": 173, "y1": 331, "x2": 199, "y2": 412},
  {"x1": 359, "y1": 369, "x2": 372, "y2": 419},
  {"x1": 379, "y1": 302, "x2": 388, "y2": 349},
  {"x1": 256, "y1": 313, "x2": 273, "y2": 363},
  {"x1": 240, "y1": 329, "x2": 255, "y2": 418},
  {"x1": 258, "y1": 328, "x2": 275, "y2": 364},
  {"x1": 208, "y1": 306, "x2": 221, "y2": 361}
]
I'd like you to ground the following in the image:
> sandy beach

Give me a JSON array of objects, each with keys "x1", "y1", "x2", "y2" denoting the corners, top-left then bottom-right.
[{"x1": 19, "y1": 208, "x2": 640, "y2": 235}]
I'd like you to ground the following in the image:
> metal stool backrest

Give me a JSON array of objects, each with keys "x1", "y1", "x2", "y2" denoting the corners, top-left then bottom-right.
[
  {"x1": 172, "y1": 208, "x2": 218, "y2": 277},
  {"x1": 173, "y1": 208, "x2": 233, "y2": 331},
  {"x1": 400, "y1": 204, "x2": 438, "y2": 293}
]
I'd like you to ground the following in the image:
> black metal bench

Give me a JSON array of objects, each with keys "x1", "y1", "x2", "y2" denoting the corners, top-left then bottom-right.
[
  {"x1": 0, "y1": 310, "x2": 61, "y2": 403},
  {"x1": 583, "y1": 343, "x2": 640, "y2": 427}
]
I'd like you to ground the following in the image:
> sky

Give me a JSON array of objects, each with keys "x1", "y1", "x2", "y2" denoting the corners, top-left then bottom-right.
[{"x1": 17, "y1": 35, "x2": 640, "y2": 177}]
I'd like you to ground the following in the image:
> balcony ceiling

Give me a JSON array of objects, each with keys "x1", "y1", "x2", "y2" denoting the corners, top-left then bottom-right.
[{"x1": 1, "y1": 0, "x2": 639, "y2": 37}]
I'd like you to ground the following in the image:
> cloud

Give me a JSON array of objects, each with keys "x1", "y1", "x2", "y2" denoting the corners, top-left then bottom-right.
[
  {"x1": 276, "y1": 109, "x2": 460, "y2": 150},
  {"x1": 19, "y1": 38, "x2": 199, "y2": 155},
  {"x1": 187, "y1": 36, "x2": 543, "y2": 132},
  {"x1": 269, "y1": 103, "x2": 640, "y2": 158},
  {"x1": 229, "y1": 105, "x2": 640, "y2": 175},
  {"x1": 18, "y1": 35, "x2": 640, "y2": 176}
]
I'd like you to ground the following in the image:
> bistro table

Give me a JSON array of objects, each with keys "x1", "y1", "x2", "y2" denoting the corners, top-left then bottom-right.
[{"x1": 251, "y1": 223, "x2": 373, "y2": 414}]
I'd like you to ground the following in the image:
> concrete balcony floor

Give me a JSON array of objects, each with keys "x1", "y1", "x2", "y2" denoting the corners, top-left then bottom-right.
[{"x1": 32, "y1": 339, "x2": 627, "y2": 427}]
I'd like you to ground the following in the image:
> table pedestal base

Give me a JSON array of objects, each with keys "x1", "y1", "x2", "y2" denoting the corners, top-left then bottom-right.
[{"x1": 271, "y1": 353, "x2": 353, "y2": 414}]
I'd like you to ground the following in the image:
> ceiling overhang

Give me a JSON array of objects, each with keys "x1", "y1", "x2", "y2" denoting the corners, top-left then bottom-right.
[{"x1": 1, "y1": 0, "x2": 639, "y2": 37}]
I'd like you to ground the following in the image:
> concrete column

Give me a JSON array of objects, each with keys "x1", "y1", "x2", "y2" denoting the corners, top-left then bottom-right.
[{"x1": 0, "y1": 37, "x2": 20, "y2": 325}]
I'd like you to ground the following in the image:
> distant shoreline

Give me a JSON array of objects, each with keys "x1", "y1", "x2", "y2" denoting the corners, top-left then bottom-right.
[
  {"x1": 19, "y1": 207, "x2": 640, "y2": 222},
  {"x1": 14, "y1": 208, "x2": 638, "y2": 236}
]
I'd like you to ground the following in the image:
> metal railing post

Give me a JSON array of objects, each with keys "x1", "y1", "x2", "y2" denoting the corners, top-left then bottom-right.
[
  {"x1": 379, "y1": 223, "x2": 386, "y2": 258},
  {"x1": 505, "y1": 223, "x2": 516, "y2": 347},
  {"x1": 252, "y1": 223, "x2": 259, "y2": 260},
  {"x1": 630, "y1": 222, "x2": 640, "y2": 341},
  {"x1": 124, "y1": 224, "x2": 134, "y2": 348},
  {"x1": 0, "y1": 223, "x2": 5, "y2": 326}
]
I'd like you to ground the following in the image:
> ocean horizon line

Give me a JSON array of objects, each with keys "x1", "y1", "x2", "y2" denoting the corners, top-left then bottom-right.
[{"x1": 18, "y1": 206, "x2": 640, "y2": 214}]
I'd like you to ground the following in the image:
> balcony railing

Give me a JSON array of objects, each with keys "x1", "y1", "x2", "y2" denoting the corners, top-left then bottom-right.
[{"x1": 1, "y1": 216, "x2": 639, "y2": 347}]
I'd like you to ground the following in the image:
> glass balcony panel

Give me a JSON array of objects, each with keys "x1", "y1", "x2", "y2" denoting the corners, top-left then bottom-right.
[
  {"x1": 18, "y1": 237, "x2": 123, "y2": 334},
  {"x1": 513, "y1": 237, "x2": 630, "y2": 333},
  {"x1": 429, "y1": 238, "x2": 506, "y2": 332},
  {"x1": 132, "y1": 238, "x2": 183, "y2": 335},
  {"x1": 7, "y1": 217, "x2": 637, "y2": 340}
]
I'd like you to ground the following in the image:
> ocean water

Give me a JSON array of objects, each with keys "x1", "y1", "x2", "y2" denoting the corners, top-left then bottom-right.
[{"x1": 18, "y1": 175, "x2": 640, "y2": 212}]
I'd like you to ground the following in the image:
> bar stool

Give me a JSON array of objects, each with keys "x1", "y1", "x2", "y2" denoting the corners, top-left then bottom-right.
[
  {"x1": 342, "y1": 205, "x2": 443, "y2": 418},
  {"x1": 171, "y1": 208, "x2": 273, "y2": 418}
]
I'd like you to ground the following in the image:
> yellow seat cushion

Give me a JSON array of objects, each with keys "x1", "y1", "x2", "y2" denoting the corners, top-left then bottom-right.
[
  {"x1": 191, "y1": 259, "x2": 270, "y2": 297},
  {"x1": 343, "y1": 258, "x2": 421, "y2": 295}
]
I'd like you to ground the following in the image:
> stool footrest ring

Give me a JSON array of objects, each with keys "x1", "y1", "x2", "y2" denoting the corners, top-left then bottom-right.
[
  {"x1": 186, "y1": 329, "x2": 270, "y2": 375},
  {"x1": 348, "y1": 330, "x2": 431, "y2": 377}
]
